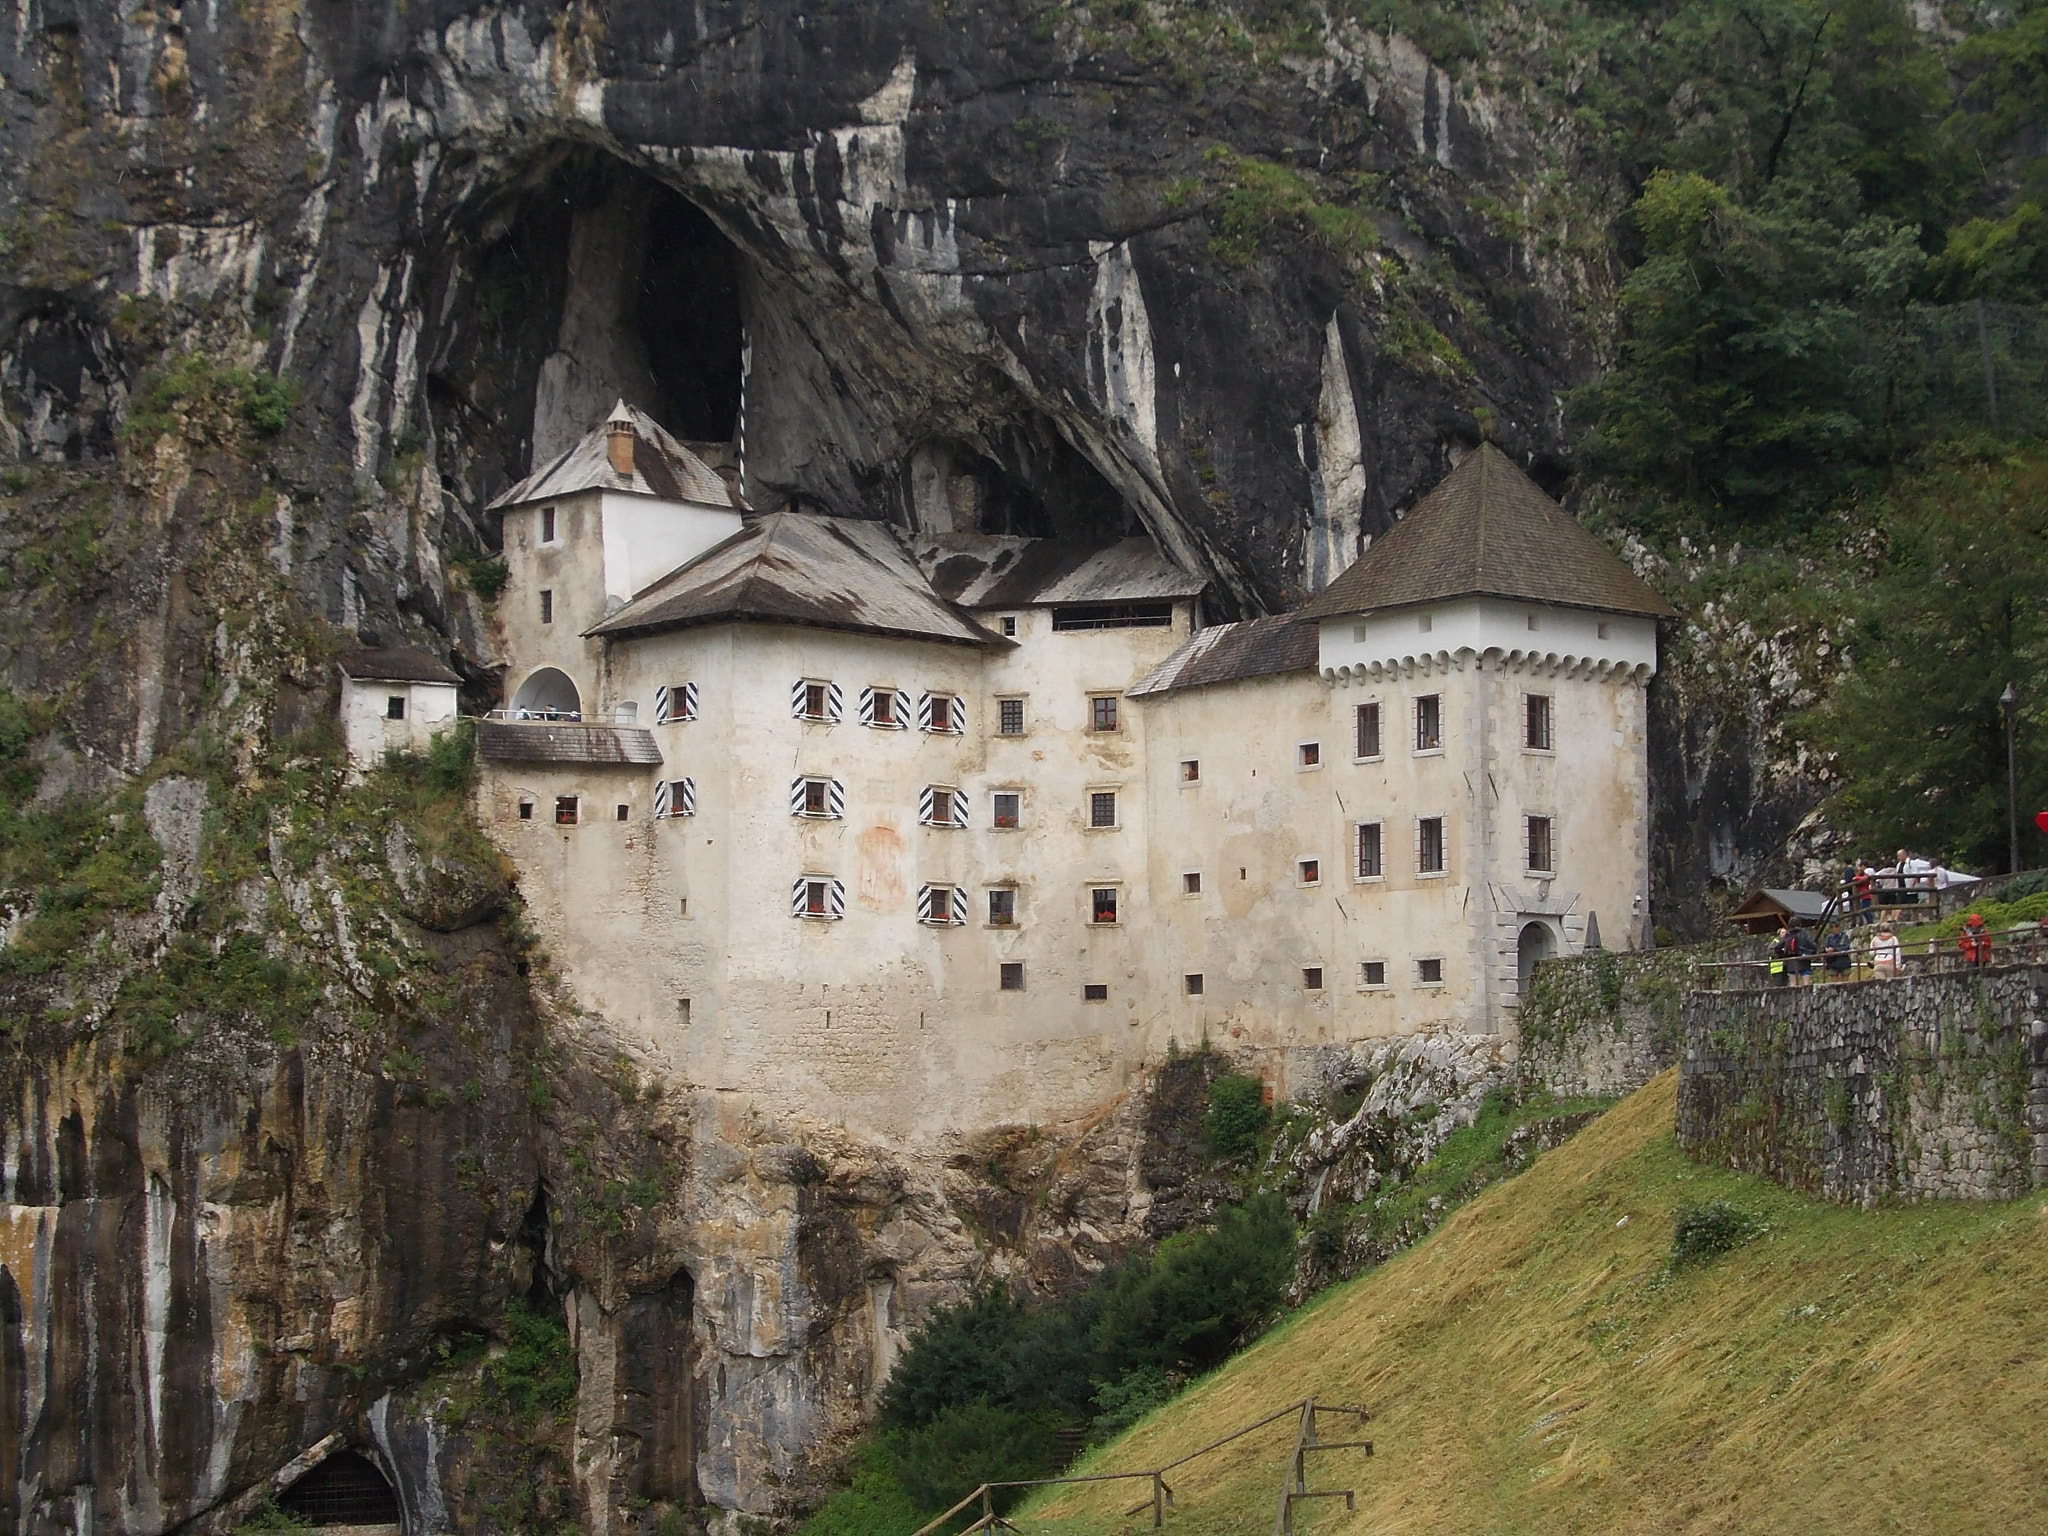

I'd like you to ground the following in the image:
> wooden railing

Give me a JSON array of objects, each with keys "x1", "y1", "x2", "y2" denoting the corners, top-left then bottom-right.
[{"x1": 904, "y1": 1396, "x2": 1373, "y2": 1536}]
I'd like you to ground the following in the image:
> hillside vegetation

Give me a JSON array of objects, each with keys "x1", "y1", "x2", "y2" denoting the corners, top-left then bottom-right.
[{"x1": 1018, "y1": 1072, "x2": 2048, "y2": 1535}]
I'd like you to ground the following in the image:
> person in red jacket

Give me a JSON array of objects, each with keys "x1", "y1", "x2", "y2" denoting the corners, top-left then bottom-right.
[{"x1": 1959, "y1": 913, "x2": 1993, "y2": 967}]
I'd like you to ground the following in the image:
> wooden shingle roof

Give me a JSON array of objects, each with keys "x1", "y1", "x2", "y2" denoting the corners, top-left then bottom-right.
[
  {"x1": 1128, "y1": 615, "x2": 1318, "y2": 697},
  {"x1": 475, "y1": 721, "x2": 664, "y2": 766},
  {"x1": 1301, "y1": 443, "x2": 1676, "y2": 621},
  {"x1": 486, "y1": 402, "x2": 741, "y2": 513}
]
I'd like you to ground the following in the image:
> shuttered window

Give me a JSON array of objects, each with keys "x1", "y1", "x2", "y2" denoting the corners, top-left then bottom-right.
[
  {"x1": 792, "y1": 876, "x2": 846, "y2": 920},
  {"x1": 860, "y1": 687, "x2": 909, "y2": 728},
  {"x1": 792, "y1": 679, "x2": 843, "y2": 722},
  {"x1": 792, "y1": 777, "x2": 845, "y2": 818},
  {"x1": 919, "y1": 786, "x2": 965, "y2": 827},
  {"x1": 919, "y1": 692, "x2": 965, "y2": 733},
  {"x1": 656, "y1": 683, "x2": 700, "y2": 724},
  {"x1": 918, "y1": 884, "x2": 968, "y2": 925},
  {"x1": 654, "y1": 779, "x2": 696, "y2": 818}
]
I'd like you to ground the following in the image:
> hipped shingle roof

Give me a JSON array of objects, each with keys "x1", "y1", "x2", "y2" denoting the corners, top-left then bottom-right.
[
  {"x1": 486, "y1": 402, "x2": 741, "y2": 512},
  {"x1": 1128, "y1": 615, "x2": 1318, "y2": 697},
  {"x1": 337, "y1": 646, "x2": 462, "y2": 685},
  {"x1": 1302, "y1": 443, "x2": 1676, "y2": 621}
]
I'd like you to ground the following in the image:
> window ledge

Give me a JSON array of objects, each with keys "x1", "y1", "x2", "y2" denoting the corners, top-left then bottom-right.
[
  {"x1": 1522, "y1": 746, "x2": 1555, "y2": 756},
  {"x1": 1526, "y1": 868, "x2": 1556, "y2": 879},
  {"x1": 1416, "y1": 870, "x2": 1448, "y2": 881},
  {"x1": 1412, "y1": 747, "x2": 1445, "y2": 758},
  {"x1": 1351, "y1": 754, "x2": 1384, "y2": 765},
  {"x1": 1351, "y1": 875, "x2": 1386, "y2": 885}
]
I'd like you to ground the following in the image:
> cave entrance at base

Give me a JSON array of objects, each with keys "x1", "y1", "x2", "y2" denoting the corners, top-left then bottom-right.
[
  {"x1": 277, "y1": 1449, "x2": 403, "y2": 1530},
  {"x1": 1517, "y1": 921, "x2": 1558, "y2": 993},
  {"x1": 509, "y1": 667, "x2": 582, "y2": 719}
]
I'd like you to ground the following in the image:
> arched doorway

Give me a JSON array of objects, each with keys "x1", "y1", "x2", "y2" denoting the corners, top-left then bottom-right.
[
  {"x1": 1517, "y1": 921, "x2": 1558, "y2": 993},
  {"x1": 510, "y1": 667, "x2": 582, "y2": 719},
  {"x1": 278, "y1": 1449, "x2": 402, "y2": 1529}
]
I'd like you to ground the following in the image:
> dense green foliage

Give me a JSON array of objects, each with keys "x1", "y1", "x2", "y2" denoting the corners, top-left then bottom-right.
[
  {"x1": 1670, "y1": 1200, "x2": 1765, "y2": 1266},
  {"x1": 1201, "y1": 1070, "x2": 1271, "y2": 1159},
  {"x1": 863, "y1": 1194, "x2": 1295, "y2": 1514}
]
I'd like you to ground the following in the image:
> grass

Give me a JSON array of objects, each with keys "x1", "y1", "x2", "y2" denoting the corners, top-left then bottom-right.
[{"x1": 1019, "y1": 1071, "x2": 2048, "y2": 1536}]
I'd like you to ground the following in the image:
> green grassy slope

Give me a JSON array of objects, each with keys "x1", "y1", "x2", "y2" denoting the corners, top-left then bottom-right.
[{"x1": 1024, "y1": 1072, "x2": 2048, "y2": 1535}]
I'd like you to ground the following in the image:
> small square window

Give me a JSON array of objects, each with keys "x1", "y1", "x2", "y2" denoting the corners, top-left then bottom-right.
[
  {"x1": 803, "y1": 682, "x2": 828, "y2": 720},
  {"x1": 998, "y1": 698, "x2": 1026, "y2": 735},
  {"x1": 1091, "y1": 887, "x2": 1119, "y2": 924},
  {"x1": 1525, "y1": 694, "x2": 1553, "y2": 751},
  {"x1": 1180, "y1": 759, "x2": 1200, "y2": 783},
  {"x1": 1083, "y1": 983, "x2": 1109, "y2": 1002},
  {"x1": 1298, "y1": 858, "x2": 1320, "y2": 886},
  {"x1": 518, "y1": 801, "x2": 534, "y2": 821},
  {"x1": 1000, "y1": 961, "x2": 1026, "y2": 991},
  {"x1": 1415, "y1": 694, "x2": 1442, "y2": 751},
  {"x1": 992, "y1": 792, "x2": 1021, "y2": 829},
  {"x1": 1418, "y1": 957, "x2": 1444, "y2": 984},
  {"x1": 1597, "y1": 621, "x2": 1611, "y2": 640},
  {"x1": 988, "y1": 888, "x2": 1016, "y2": 926},
  {"x1": 1090, "y1": 791, "x2": 1118, "y2": 828},
  {"x1": 1356, "y1": 822, "x2": 1383, "y2": 879},
  {"x1": 1527, "y1": 611, "x2": 1540, "y2": 631},
  {"x1": 1303, "y1": 966, "x2": 1324, "y2": 990},
  {"x1": 386, "y1": 695, "x2": 407, "y2": 720},
  {"x1": 926, "y1": 693, "x2": 958, "y2": 732},
  {"x1": 1182, "y1": 871, "x2": 1202, "y2": 895},
  {"x1": 921, "y1": 885, "x2": 957, "y2": 924},
  {"x1": 1354, "y1": 702, "x2": 1381, "y2": 759},
  {"x1": 804, "y1": 880, "x2": 830, "y2": 917},
  {"x1": 1419, "y1": 817, "x2": 1446, "y2": 874},
  {"x1": 540, "y1": 589, "x2": 554, "y2": 625},
  {"x1": 615, "y1": 804, "x2": 629, "y2": 822},
  {"x1": 1298, "y1": 742, "x2": 1321, "y2": 768},
  {"x1": 804, "y1": 780, "x2": 829, "y2": 816},
  {"x1": 1360, "y1": 960, "x2": 1387, "y2": 988},
  {"x1": 541, "y1": 505, "x2": 556, "y2": 542},
  {"x1": 1090, "y1": 695, "x2": 1120, "y2": 732},
  {"x1": 1417, "y1": 613, "x2": 1433, "y2": 633},
  {"x1": 555, "y1": 795, "x2": 578, "y2": 825},
  {"x1": 1184, "y1": 973, "x2": 1204, "y2": 996},
  {"x1": 1001, "y1": 615, "x2": 1018, "y2": 637}
]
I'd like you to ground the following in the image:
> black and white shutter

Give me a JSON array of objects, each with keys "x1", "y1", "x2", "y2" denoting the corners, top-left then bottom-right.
[
  {"x1": 948, "y1": 885, "x2": 967, "y2": 924},
  {"x1": 792, "y1": 876, "x2": 847, "y2": 919},
  {"x1": 654, "y1": 779, "x2": 671, "y2": 818},
  {"x1": 918, "y1": 693, "x2": 965, "y2": 733},
  {"x1": 678, "y1": 777, "x2": 696, "y2": 815},
  {"x1": 655, "y1": 682, "x2": 699, "y2": 724},
  {"x1": 858, "y1": 686, "x2": 878, "y2": 726},
  {"x1": 918, "y1": 884, "x2": 969, "y2": 925},
  {"x1": 827, "y1": 681, "x2": 844, "y2": 721},
  {"x1": 790, "y1": 679, "x2": 807, "y2": 718},
  {"x1": 945, "y1": 695, "x2": 965, "y2": 732},
  {"x1": 791, "y1": 777, "x2": 845, "y2": 817},
  {"x1": 916, "y1": 692, "x2": 935, "y2": 732},
  {"x1": 918, "y1": 786, "x2": 963, "y2": 826}
]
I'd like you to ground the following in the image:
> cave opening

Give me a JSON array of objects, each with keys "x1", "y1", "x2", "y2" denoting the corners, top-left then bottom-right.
[{"x1": 278, "y1": 1449, "x2": 402, "y2": 1528}]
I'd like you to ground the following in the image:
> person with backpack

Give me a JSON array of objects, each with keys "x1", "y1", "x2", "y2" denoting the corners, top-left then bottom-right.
[
  {"x1": 1821, "y1": 924, "x2": 1852, "y2": 980},
  {"x1": 1792, "y1": 923, "x2": 1818, "y2": 983}
]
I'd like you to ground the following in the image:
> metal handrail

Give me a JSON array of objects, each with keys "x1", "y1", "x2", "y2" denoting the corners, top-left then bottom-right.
[
  {"x1": 1696, "y1": 932, "x2": 2048, "y2": 991},
  {"x1": 904, "y1": 1396, "x2": 1373, "y2": 1536}
]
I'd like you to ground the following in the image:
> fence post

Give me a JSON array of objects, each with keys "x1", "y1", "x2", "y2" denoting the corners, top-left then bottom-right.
[{"x1": 1152, "y1": 1472, "x2": 1165, "y2": 1528}]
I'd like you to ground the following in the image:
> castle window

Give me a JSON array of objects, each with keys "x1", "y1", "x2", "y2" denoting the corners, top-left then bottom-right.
[
  {"x1": 1356, "y1": 822, "x2": 1383, "y2": 879},
  {"x1": 1090, "y1": 887, "x2": 1119, "y2": 924},
  {"x1": 1360, "y1": 960, "x2": 1388, "y2": 988},
  {"x1": 1298, "y1": 858, "x2": 1321, "y2": 886},
  {"x1": 991, "y1": 791, "x2": 1021, "y2": 829},
  {"x1": 1083, "y1": 983, "x2": 1110, "y2": 1001},
  {"x1": 615, "y1": 804, "x2": 630, "y2": 822},
  {"x1": 1354, "y1": 701, "x2": 1381, "y2": 759},
  {"x1": 792, "y1": 777, "x2": 845, "y2": 819},
  {"x1": 1298, "y1": 742, "x2": 1321, "y2": 769},
  {"x1": 1180, "y1": 759, "x2": 1200, "y2": 783},
  {"x1": 1089, "y1": 791, "x2": 1118, "y2": 828},
  {"x1": 518, "y1": 801, "x2": 534, "y2": 820},
  {"x1": 1001, "y1": 615, "x2": 1018, "y2": 637},
  {"x1": 555, "y1": 795, "x2": 578, "y2": 825},
  {"x1": 1415, "y1": 694, "x2": 1442, "y2": 751},
  {"x1": 1525, "y1": 693, "x2": 1553, "y2": 751},
  {"x1": 1185, "y1": 973, "x2": 1204, "y2": 995},
  {"x1": 1418, "y1": 817, "x2": 1446, "y2": 875},
  {"x1": 920, "y1": 692, "x2": 964, "y2": 733},
  {"x1": 792, "y1": 877, "x2": 845, "y2": 920},
  {"x1": 1597, "y1": 621, "x2": 1611, "y2": 640},
  {"x1": 919, "y1": 884, "x2": 966, "y2": 925},
  {"x1": 656, "y1": 779, "x2": 696, "y2": 818},
  {"x1": 541, "y1": 505, "x2": 556, "y2": 542},
  {"x1": 872, "y1": 689, "x2": 897, "y2": 727},
  {"x1": 1303, "y1": 966, "x2": 1324, "y2": 990},
  {"x1": 1417, "y1": 956, "x2": 1444, "y2": 985},
  {"x1": 998, "y1": 698, "x2": 1027, "y2": 735},
  {"x1": 1089, "y1": 695, "x2": 1120, "y2": 732},
  {"x1": 1527, "y1": 815, "x2": 1554, "y2": 874},
  {"x1": 1417, "y1": 612, "x2": 1433, "y2": 633},
  {"x1": 987, "y1": 888, "x2": 1017, "y2": 926},
  {"x1": 1000, "y1": 961, "x2": 1026, "y2": 991},
  {"x1": 540, "y1": 589, "x2": 554, "y2": 625},
  {"x1": 920, "y1": 786, "x2": 965, "y2": 827},
  {"x1": 860, "y1": 686, "x2": 908, "y2": 729},
  {"x1": 793, "y1": 679, "x2": 843, "y2": 722},
  {"x1": 657, "y1": 683, "x2": 699, "y2": 724},
  {"x1": 1183, "y1": 871, "x2": 1202, "y2": 895},
  {"x1": 385, "y1": 695, "x2": 406, "y2": 721}
]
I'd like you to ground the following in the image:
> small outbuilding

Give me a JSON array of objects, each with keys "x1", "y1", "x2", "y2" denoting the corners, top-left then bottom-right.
[
  {"x1": 1725, "y1": 887, "x2": 1835, "y2": 935},
  {"x1": 339, "y1": 646, "x2": 462, "y2": 772}
]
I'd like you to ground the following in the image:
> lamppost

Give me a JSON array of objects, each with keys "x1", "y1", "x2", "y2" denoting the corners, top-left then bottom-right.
[{"x1": 2002, "y1": 681, "x2": 2020, "y2": 874}]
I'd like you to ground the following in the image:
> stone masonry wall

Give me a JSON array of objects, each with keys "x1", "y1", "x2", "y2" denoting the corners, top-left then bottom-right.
[
  {"x1": 1516, "y1": 949, "x2": 1694, "y2": 1099},
  {"x1": 1678, "y1": 966, "x2": 2048, "y2": 1204}
]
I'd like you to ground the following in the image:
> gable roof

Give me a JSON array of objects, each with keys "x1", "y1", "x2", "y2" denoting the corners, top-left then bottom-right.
[
  {"x1": 588, "y1": 511, "x2": 1004, "y2": 648},
  {"x1": 917, "y1": 535, "x2": 1206, "y2": 608},
  {"x1": 1301, "y1": 443, "x2": 1676, "y2": 621},
  {"x1": 337, "y1": 645, "x2": 462, "y2": 686},
  {"x1": 486, "y1": 402, "x2": 741, "y2": 512},
  {"x1": 1128, "y1": 615, "x2": 1319, "y2": 698},
  {"x1": 1726, "y1": 888, "x2": 1835, "y2": 930}
]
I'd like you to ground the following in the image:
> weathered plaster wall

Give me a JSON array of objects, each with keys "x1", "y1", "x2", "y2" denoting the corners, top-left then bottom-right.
[{"x1": 1677, "y1": 967, "x2": 2048, "y2": 1204}]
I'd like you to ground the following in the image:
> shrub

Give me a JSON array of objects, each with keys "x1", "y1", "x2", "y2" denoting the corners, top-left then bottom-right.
[
  {"x1": 1203, "y1": 1071, "x2": 1270, "y2": 1159},
  {"x1": 485, "y1": 1299, "x2": 577, "y2": 1420},
  {"x1": 241, "y1": 374, "x2": 294, "y2": 435},
  {"x1": 884, "y1": 1402, "x2": 1066, "y2": 1511},
  {"x1": 1670, "y1": 1201, "x2": 1762, "y2": 1267},
  {"x1": 1091, "y1": 1193, "x2": 1295, "y2": 1374}
]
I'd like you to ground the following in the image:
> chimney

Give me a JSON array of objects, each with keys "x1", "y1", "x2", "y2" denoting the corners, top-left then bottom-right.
[{"x1": 606, "y1": 412, "x2": 636, "y2": 478}]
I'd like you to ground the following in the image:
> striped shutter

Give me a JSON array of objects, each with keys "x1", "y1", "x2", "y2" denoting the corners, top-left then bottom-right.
[
  {"x1": 895, "y1": 690, "x2": 911, "y2": 727},
  {"x1": 657, "y1": 682, "x2": 697, "y2": 723},
  {"x1": 917, "y1": 692, "x2": 935, "y2": 732},
  {"x1": 828, "y1": 778, "x2": 844, "y2": 817},
  {"x1": 655, "y1": 685, "x2": 672, "y2": 724},
  {"x1": 858, "y1": 687, "x2": 878, "y2": 726},
  {"x1": 920, "y1": 786, "x2": 961, "y2": 826},
  {"x1": 791, "y1": 679, "x2": 807, "y2": 718},
  {"x1": 791, "y1": 877, "x2": 810, "y2": 917},
  {"x1": 919, "y1": 884, "x2": 966, "y2": 925},
  {"x1": 791, "y1": 777, "x2": 808, "y2": 815},
  {"x1": 947, "y1": 695, "x2": 965, "y2": 733},
  {"x1": 827, "y1": 877, "x2": 846, "y2": 918},
  {"x1": 682, "y1": 682, "x2": 699, "y2": 720},
  {"x1": 827, "y1": 681, "x2": 843, "y2": 721},
  {"x1": 679, "y1": 777, "x2": 696, "y2": 815},
  {"x1": 949, "y1": 885, "x2": 967, "y2": 925},
  {"x1": 918, "y1": 785, "x2": 935, "y2": 825},
  {"x1": 653, "y1": 779, "x2": 671, "y2": 818}
]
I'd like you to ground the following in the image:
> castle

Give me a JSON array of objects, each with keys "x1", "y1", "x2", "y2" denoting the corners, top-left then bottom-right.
[{"x1": 462, "y1": 405, "x2": 1670, "y2": 1135}]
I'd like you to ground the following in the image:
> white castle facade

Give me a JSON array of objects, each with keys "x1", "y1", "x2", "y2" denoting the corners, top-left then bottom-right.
[{"x1": 463, "y1": 405, "x2": 1670, "y2": 1136}]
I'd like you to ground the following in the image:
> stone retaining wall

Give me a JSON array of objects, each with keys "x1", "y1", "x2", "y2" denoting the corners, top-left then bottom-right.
[
  {"x1": 1517, "y1": 949, "x2": 1693, "y2": 1098},
  {"x1": 1678, "y1": 966, "x2": 2048, "y2": 1203}
]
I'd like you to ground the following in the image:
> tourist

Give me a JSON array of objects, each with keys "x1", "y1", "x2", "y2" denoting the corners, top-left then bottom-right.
[
  {"x1": 1871, "y1": 924, "x2": 1902, "y2": 978},
  {"x1": 1769, "y1": 924, "x2": 1794, "y2": 987},
  {"x1": 1851, "y1": 861, "x2": 1875, "y2": 925},
  {"x1": 1792, "y1": 923, "x2": 1817, "y2": 984},
  {"x1": 1821, "y1": 924, "x2": 1852, "y2": 980},
  {"x1": 1960, "y1": 912, "x2": 1992, "y2": 967}
]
